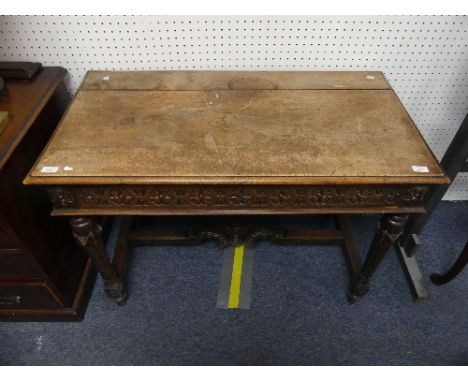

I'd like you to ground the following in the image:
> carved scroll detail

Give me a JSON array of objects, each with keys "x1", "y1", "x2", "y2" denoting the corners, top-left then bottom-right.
[{"x1": 189, "y1": 223, "x2": 284, "y2": 248}]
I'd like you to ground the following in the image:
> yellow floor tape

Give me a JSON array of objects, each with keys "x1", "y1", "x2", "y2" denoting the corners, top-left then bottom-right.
[{"x1": 227, "y1": 244, "x2": 245, "y2": 308}]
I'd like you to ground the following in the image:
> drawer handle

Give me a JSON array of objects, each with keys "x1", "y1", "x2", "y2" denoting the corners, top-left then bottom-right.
[{"x1": 0, "y1": 295, "x2": 21, "y2": 305}]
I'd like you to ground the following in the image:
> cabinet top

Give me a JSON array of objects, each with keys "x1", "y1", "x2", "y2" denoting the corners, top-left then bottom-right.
[
  {"x1": 25, "y1": 70, "x2": 448, "y2": 186},
  {"x1": 0, "y1": 66, "x2": 66, "y2": 171}
]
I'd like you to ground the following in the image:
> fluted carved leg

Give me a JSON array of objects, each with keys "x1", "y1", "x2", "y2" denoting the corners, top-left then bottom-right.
[
  {"x1": 349, "y1": 214, "x2": 409, "y2": 303},
  {"x1": 70, "y1": 217, "x2": 127, "y2": 305}
]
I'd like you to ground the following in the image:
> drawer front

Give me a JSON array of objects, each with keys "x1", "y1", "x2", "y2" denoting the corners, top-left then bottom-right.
[
  {"x1": 0, "y1": 249, "x2": 44, "y2": 279},
  {"x1": 0, "y1": 281, "x2": 62, "y2": 310}
]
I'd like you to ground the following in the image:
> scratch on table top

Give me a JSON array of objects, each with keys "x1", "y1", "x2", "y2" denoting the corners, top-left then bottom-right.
[{"x1": 203, "y1": 132, "x2": 223, "y2": 164}]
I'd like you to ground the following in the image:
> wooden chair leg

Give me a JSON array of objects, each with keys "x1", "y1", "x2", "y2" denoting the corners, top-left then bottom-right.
[{"x1": 431, "y1": 240, "x2": 468, "y2": 285}]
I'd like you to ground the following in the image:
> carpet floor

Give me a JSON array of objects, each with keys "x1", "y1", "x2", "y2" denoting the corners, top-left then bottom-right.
[{"x1": 1, "y1": 201, "x2": 467, "y2": 365}]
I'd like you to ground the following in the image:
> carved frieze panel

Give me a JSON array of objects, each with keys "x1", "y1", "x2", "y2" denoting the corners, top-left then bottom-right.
[{"x1": 48, "y1": 184, "x2": 428, "y2": 211}]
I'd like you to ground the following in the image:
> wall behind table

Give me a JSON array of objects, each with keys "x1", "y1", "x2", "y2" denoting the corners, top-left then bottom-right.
[{"x1": 1, "y1": 15, "x2": 467, "y2": 199}]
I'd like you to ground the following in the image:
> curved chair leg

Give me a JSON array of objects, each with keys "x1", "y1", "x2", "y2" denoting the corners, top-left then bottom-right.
[{"x1": 431, "y1": 240, "x2": 468, "y2": 285}]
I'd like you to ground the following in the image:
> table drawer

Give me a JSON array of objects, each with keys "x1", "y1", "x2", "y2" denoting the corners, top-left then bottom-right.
[{"x1": 0, "y1": 281, "x2": 62, "y2": 310}]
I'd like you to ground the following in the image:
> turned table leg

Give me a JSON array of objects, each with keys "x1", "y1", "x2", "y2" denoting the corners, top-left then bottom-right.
[
  {"x1": 349, "y1": 214, "x2": 409, "y2": 303},
  {"x1": 70, "y1": 217, "x2": 127, "y2": 305}
]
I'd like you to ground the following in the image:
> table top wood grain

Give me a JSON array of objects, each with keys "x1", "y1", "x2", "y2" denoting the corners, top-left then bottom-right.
[{"x1": 25, "y1": 71, "x2": 448, "y2": 186}]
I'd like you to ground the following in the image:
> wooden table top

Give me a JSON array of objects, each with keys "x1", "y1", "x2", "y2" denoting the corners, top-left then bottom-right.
[{"x1": 25, "y1": 71, "x2": 447, "y2": 186}]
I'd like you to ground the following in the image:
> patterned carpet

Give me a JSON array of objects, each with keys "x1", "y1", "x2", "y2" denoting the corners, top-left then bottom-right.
[{"x1": 1, "y1": 201, "x2": 467, "y2": 365}]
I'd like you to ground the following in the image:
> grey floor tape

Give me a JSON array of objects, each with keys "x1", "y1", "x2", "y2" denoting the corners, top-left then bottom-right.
[
  {"x1": 216, "y1": 246, "x2": 254, "y2": 309},
  {"x1": 238, "y1": 247, "x2": 254, "y2": 309},
  {"x1": 216, "y1": 247, "x2": 235, "y2": 308}
]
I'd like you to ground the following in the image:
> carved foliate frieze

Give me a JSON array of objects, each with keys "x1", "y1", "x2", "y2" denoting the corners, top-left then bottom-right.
[
  {"x1": 47, "y1": 184, "x2": 428, "y2": 211},
  {"x1": 48, "y1": 187, "x2": 76, "y2": 208},
  {"x1": 188, "y1": 223, "x2": 284, "y2": 248}
]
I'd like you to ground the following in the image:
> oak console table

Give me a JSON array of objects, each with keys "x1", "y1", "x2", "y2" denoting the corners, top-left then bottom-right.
[{"x1": 24, "y1": 71, "x2": 448, "y2": 305}]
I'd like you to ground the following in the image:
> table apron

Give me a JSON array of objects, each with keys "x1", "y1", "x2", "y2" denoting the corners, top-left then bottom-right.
[{"x1": 46, "y1": 184, "x2": 428, "y2": 216}]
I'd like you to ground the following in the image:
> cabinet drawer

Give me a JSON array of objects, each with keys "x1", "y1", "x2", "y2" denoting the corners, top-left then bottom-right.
[
  {"x1": 0, "y1": 281, "x2": 63, "y2": 310},
  {"x1": 0, "y1": 226, "x2": 17, "y2": 250},
  {"x1": 0, "y1": 249, "x2": 43, "y2": 279}
]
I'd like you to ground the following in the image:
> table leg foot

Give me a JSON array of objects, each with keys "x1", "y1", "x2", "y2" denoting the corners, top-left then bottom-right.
[
  {"x1": 70, "y1": 216, "x2": 127, "y2": 305},
  {"x1": 104, "y1": 279, "x2": 127, "y2": 305},
  {"x1": 349, "y1": 214, "x2": 409, "y2": 303},
  {"x1": 348, "y1": 274, "x2": 370, "y2": 303}
]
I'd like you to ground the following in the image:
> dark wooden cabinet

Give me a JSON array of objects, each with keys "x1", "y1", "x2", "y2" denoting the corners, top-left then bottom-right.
[{"x1": 0, "y1": 66, "x2": 96, "y2": 321}]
